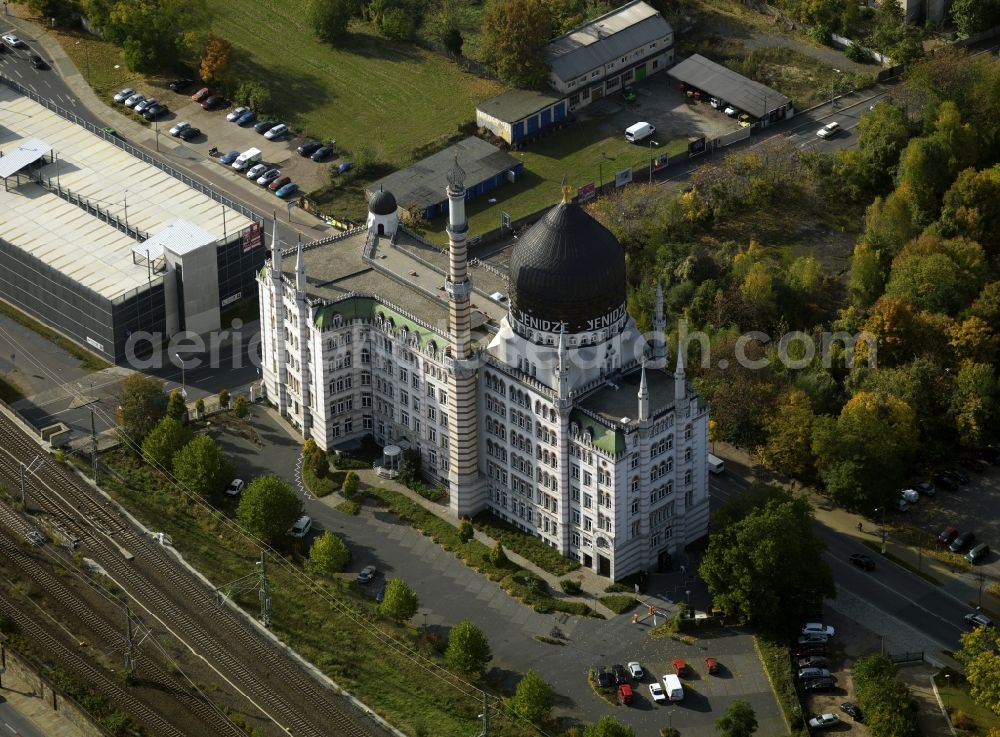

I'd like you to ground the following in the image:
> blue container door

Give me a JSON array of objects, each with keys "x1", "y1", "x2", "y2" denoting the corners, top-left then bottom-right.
[
  {"x1": 540, "y1": 108, "x2": 551, "y2": 128},
  {"x1": 526, "y1": 115, "x2": 539, "y2": 135},
  {"x1": 513, "y1": 121, "x2": 525, "y2": 142},
  {"x1": 554, "y1": 101, "x2": 566, "y2": 121}
]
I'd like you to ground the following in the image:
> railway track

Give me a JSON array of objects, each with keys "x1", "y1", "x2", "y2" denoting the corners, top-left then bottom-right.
[{"x1": 0, "y1": 409, "x2": 385, "y2": 737}]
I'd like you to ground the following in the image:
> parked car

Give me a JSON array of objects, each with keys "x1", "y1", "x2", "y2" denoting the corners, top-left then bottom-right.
[
  {"x1": 29, "y1": 54, "x2": 46, "y2": 69},
  {"x1": 114, "y1": 87, "x2": 136, "y2": 103},
  {"x1": 375, "y1": 584, "x2": 386, "y2": 603},
  {"x1": 268, "y1": 175, "x2": 291, "y2": 191},
  {"x1": 798, "y1": 656, "x2": 829, "y2": 669},
  {"x1": 894, "y1": 498, "x2": 910, "y2": 512},
  {"x1": 672, "y1": 659, "x2": 688, "y2": 676},
  {"x1": 255, "y1": 119, "x2": 279, "y2": 134},
  {"x1": 622, "y1": 86, "x2": 637, "y2": 103},
  {"x1": 612, "y1": 664, "x2": 629, "y2": 685},
  {"x1": 202, "y1": 95, "x2": 225, "y2": 110},
  {"x1": 191, "y1": 87, "x2": 213, "y2": 102},
  {"x1": 227, "y1": 106, "x2": 250, "y2": 122},
  {"x1": 178, "y1": 126, "x2": 201, "y2": 141},
  {"x1": 220, "y1": 150, "x2": 241, "y2": 165},
  {"x1": 949, "y1": 531, "x2": 976, "y2": 553},
  {"x1": 965, "y1": 542, "x2": 990, "y2": 563},
  {"x1": 803, "y1": 677, "x2": 836, "y2": 692},
  {"x1": 933, "y1": 474, "x2": 958, "y2": 492},
  {"x1": 310, "y1": 146, "x2": 334, "y2": 162},
  {"x1": 798, "y1": 667, "x2": 832, "y2": 681},
  {"x1": 356, "y1": 565, "x2": 377, "y2": 584},
  {"x1": 225, "y1": 479, "x2": 245, "y2": 497},
  {"x1": 595, "y1": 668, "x2": 613, "y2": 689},
  {"x1": 709, "y1": 97, "x2": 723, "y2": 109},
  {"x1": 817, "y1": 121, "x2": 840, "y2": 138},
  {"x1": 849, "y1": 553, "x2": 876, "y2": 570},
  {"x1": 264, "y1": 123, "x2": 288, "y2": 140},
  {"x1": 914, "y1": 481, "x2": 936, "y2": 497},
  {"x1": 246, "y1": 163, "x2": 268, "y2": 180},
  {"x1": 169, "y1": 121, "x2": 191, "y2": 136},
  {"x1": 134, "y1": 97, "x2": 158, "y2": 113},
  {"x1": 808, "y1": 714, "x2": 841, "y2": 729},
  {"x1": 965, "y1": 613, "x2": 996, "y2": 628},
  {"x1": 798, "y1": 633, "x2": 830, "y2": 645},
  {"x1": 738, "y1": 113, "x2": 751, "y2": 127},
  {"x1": 627, "y1": 661, "x2": 644, "y2": 680},
  {"x1": 794, "y1": 645, "x2": 827, "y2": 658},
  {"x1": 168, "y1": 78, "x2": 195, "y2": 91},
  {"x1": 704, "y1": 657, "x2": 720, "y2": 675},
  {"x1": 257, "y1": 168, "x2": 281, "y2": 186},
  {"x1": 617, "y1": 684, "x2": 634, "y2": 706},
  {"x1": 123, "y1": 92, "x2": 145, "y2": 108},
  {"x1": 724, "y1": 105, "x2": 738, "y2": 116},
  {"x1": 2, "y1": 33, "x2": 26, "y2": 48},
  {"x1": 937, "y1": 527, "x2": 959, "y2": 545},
  {"x1": 297, "y1": 140, "x2": 323, "y2": 157},
  {"x1": 648, "y1": 681, "x2": 666, "y2": 702},
  {"x1": 900, "y1": 488, "x2": 920, "y2": 504},
  {"x1": 801, "y1": 623, "x2": 835, "y2": 637},
  {"x1": 143, "y1": 105, "x2": 168, "y2": 121},
  {"x1": 944, "y1": 467, "x2": 970, "y2": 484},
  {"x1": 840, "y1": 703, "x2": 863, "y2": 722},
  {"x1": 288, "y1": 515, "x2": 312, "y2": 538},
  {"x1": 235, "y1": 110, "x2": 257, "y2": 126},
  {"x1": 275, "y1": 182, "x2": 299, "y2": 199},
  {"x1": 335, "y1": 160, "x2": 353, "y2": 174}
]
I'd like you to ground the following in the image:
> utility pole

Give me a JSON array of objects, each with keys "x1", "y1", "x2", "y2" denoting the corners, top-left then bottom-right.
[
  {"x1": 124, "y1": 603, "x2": 137, "y2": 679},
  {"x1": 476, "y1": 689, "x2": 490, "y2": 737},
  {"x1": 20, "y1": 455, "x2": 40, "y2": 511},
  {"x1": 91, "y1": 409, "x2": 100, "y2": 484},
  {"x1": 259, "y1": 551, "x2": 272, "y2": 628}
]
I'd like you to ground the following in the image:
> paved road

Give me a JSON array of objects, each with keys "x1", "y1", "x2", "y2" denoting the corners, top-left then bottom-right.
[{"x1": 0, "y1": 698, "x2": 46, "y2": 737}]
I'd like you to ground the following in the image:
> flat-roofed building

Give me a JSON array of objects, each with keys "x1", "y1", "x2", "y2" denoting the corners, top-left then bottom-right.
[{"x1": 0, "y1": 84, "x2": 263, "y2": 362}]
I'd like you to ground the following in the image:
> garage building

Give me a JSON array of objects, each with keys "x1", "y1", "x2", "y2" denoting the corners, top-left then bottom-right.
[
  {"x1": 667, "y1": 54, "x2": 792, "y2": 123},
  {"x1": 476, "y1": 89, "x2": 569, "y2": 145}
]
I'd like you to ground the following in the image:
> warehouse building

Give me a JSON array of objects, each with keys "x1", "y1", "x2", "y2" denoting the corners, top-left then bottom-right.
[
  {"x1": 0, "y1": 84, "x2": 262, "y2": 363},
  {"x1": 367, "y1": 137, "x2": 522, "y2": 220},
  {"x1": 667, "y1": 54, "x2": 793, "y2": 123},
  {"x1": 476, "y1": 89, "x2": 569, "y2": 145}
]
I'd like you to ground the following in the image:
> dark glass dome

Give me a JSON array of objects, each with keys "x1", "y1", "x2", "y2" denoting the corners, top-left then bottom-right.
[
  {"x1": 368, "y1": 188, "x2": 397, "y2": 216},
  {"x1": 508, "y1": 202, "x2": 626, "y2": 334}
]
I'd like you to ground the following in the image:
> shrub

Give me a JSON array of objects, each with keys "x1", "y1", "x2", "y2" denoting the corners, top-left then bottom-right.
[
  {"x1": 195, "y1": 398, "x2": 205, "y2": 417},
  {"x1": 489, "y1": 540, "x2": 509, "y2": 568},
  {"x1": 600, "y1": 594, "x2": 637, "y2": 614},
  {"x1": 560, "y1": 578, "x2": 582, "y2": 595},
  {"x1": 810, "y1": 23, "x2": 833, "y2": 45},
  {"x1": 458, "y1": 518, "x2": 474, "y2": 543},
  {"x1": 951, "y1": 710, "x2": 975, "y2": 731},
  {"x1": 232, "y1": 395, "x2": 249, "y2": 419},
  {"x1": 218, "y1": 388, "x2": 231, "y2": 408},
  {"x1": 846, "y1": 43, "x2": 875, "y2": 63},
  {"x1": 342, "y1": 470, "x2": 359, "y2": 495}
]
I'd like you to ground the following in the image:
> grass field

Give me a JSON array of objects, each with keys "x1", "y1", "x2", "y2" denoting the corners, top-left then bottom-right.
[
  {"x1": 937, "y1": 671, "x2": 1000, "y2": 735},
  {"x1": 0, "y1": 375, "x2": 24, "y2": 403}
]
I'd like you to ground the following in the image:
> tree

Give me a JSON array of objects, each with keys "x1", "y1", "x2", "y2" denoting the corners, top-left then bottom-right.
[
  {"x1": 445, "y1": 619, "x2": 492, "y2": 675},
  {"x1": 458, "y1": 518, "x2": 474, "y2": 543},
  {"x1": 489, "y1": 540, "x2": 508, "y2": 567},
  {"x1": 853, "y1": 655, "x2": 920, "y2": 737},
  {"x1": 233, "y1": 80, "x2": 272, "y2": 114},
  {"x1": 862, "y1": 192, "x2": 919, "y2": 258},
  {"x1": 511, "y1": 670, "x2": 553, "y2": 724},
  {"x1": 971, "y1": 282, "x2": 1000, "y2": 326},
  {"x1": 172, "y1": 435, "x2": 233, "y2": 500},
  {"x1": 950, "y1": 362, "x2": 997, "y2": 447},
  {"x1": 716, "y1": 699, "x2": 757, "y2": 737},
  {"x1": 939, "y1": 165, "x2": 1000, "y2": 258},
  {"x1": 895, "y1": 135, "x2": 954, "y2": 227},
  {"x1": 218, "y1": 388, "x2": 231, "y2": 408},
  {"x1": 118, "y1": 374, "x2": 167, "y2": 446},
  {"x1": 758, "y1": 388, "x2": 815, "y2": 480},
  {"x1": 955, "y1": 625, "x2": 1000, "y2": 715},
  {"x1": 194, "y1": 398, "x2": 205, "y2": 418},
  {"x1": 166, "y1": 389, "x2": 186, "y2": 421},
  {"x1": 424, "y1": 0, "x2": 465, "y2": 55},
  {"x1": 308, "y1": 0, "x2": 354, "y2": 43},
  {"x1": 308, "y1": 531, "x2": 350, "y2": 575},
  {"x1": 583, "y1": 716, "x2": 636, "y2": 737},
  {"x1": 949, "y1": 317, "x2": 998, "y2": 365},
  {"x1": 699, "y1": 497, "x2": 835, "y2": 632},
  {"x1": 378, "y1": 578, "x2": 419, "y2": 622},
  {"x1": 232, "y1": 395, "x2": 249, "y2": 419},
  {"x1": 848, "y1": 243, "x2": 886, "y2": 308},
  {"x1": 480, "y1": 0, "x2": 552, "y2": 88},
  {"x1": 236, "y1": 475, "x2": 303, "y2": 544},
  {"x1": 313, "y1": 452, "x2": 329, "y2": 478},
  {"x1": 101, "y1": 0, "x2": 208, "y2": 72},
  {"x1": 860, "y1": 297, "x2": 918, "y2": 367},
  {"x1": 141, "y1": 417, "x2": 192, "y2": 469},
  {"x1": 951, "y1": 0, "x2": 1000, "y2": 37},
  {"x1": 342, "y1": 470, "x2": 359, "y2": 494},
  {"x1": 199, "y1": 35, "x2": 234, "y2": 85}
]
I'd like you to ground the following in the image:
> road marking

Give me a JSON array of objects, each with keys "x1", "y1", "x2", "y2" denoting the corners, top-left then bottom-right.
[{"x1": 4, "y1": 722, "x2": 17, "y2": 733}]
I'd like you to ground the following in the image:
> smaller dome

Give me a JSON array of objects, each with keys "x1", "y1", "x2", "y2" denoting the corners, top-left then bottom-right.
[{"x1": 369, "y1": 188, "x2": 397, "y2": 216}]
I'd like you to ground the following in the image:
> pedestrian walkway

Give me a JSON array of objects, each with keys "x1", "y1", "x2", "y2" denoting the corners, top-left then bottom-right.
[{"x1": 0, "y1": 667, "x2": 89, "y2": 737}]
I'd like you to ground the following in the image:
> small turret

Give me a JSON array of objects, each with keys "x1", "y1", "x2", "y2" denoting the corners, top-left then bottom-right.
[
  {"x1": 674, "y1": 347, "x2": 686, "y2": 403},
  {"x1": 638, "y1": 360, "x2": 650, "y2": 422}
]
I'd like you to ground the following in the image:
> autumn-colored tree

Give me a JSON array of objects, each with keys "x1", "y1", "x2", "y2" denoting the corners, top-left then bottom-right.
[
  {"x1": 848, "y1": 243, "x2": 885, "y2": 308},
  {"x1": 939, "y1": 165, "x2": 1000, "y2": 257},
  {"x1": 200, "y1": 36, "x2": 234, "y2": 85},
  {"x1": 951, "y1": 362, "x2": 997, "y2": 447},
  {"x1": 954, "y1": 624, "x2": 1000, "y2": 715},
  {"x1": 480, "y1": 0, "x2": 552, "y2": 87},
  {"x1": 895, "y1": 135, "x2": 954, "y2": 227},
  {"x1": 949, "y1": 317, "x2": 999, "y2": 366},
  {"x1": 859, "y1": 297, "x2": 918, "y2": 367},
  {"x1": 862, "y1": 191, "x2": 919, "y2": 258},
  {"x1": 885, "y1": 235, "x2": 986, "y2": 315},
  {"x1": 971, "y1": 282, "x2": 1000, "y2": 326},
  {"x1": 758, "y1": 388, "x2": 815, "y2": 480}
]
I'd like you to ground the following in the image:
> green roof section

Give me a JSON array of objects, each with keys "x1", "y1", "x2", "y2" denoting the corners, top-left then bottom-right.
[
  {"x1": 313, "y1": 297, "x2": 446, "y2": 349},
  {"x1": 570, "y1": 409, "x2": 626, "y2": 456}
]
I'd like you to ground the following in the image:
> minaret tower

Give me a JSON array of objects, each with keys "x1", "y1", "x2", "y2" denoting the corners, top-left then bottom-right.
[
  {"x1": 444, "y1": 158, "x2": 483, "y2": 516},
  {"x1": 269, "y1": 218, "x2": 289, "y2": 415},
  {"x1": 638, "y1": 361, "x2": 650, "y2": 422},
  {"x1": 674, "y1": 347, "x2": 687, "y2": 405}
]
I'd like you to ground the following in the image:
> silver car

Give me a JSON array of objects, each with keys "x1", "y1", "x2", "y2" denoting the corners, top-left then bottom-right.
[
  {"x1": 169, "y1": 121, "x2": 191, "y2": 137},
  {"x1": 134, "y1": 97, "x2": 158, "y2": 113},
  {"x1": 113, "y1": 87, "x2": 135, "y2": 103},
  {"x1": 123, "y1": 92, "x2": 145, "y2": 108}
]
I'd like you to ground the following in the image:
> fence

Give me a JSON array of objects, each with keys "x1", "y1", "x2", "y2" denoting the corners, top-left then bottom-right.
[
  {"x1": 887, "y1": 650, "x2": 924, "y2": 664},
  {"x1": 0, "y1": 74, "x2": 262, "y2": 223}
]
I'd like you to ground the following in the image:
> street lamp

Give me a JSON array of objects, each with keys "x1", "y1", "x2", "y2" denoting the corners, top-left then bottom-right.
[
  {"x1": 598, "y1": 151, "x2": 614, "y2": 194},
  {"x1": 874, "y1": 507, "x2": 886, "y2": 554},
  {"x1": 174, "y1": 352, "x2": 187, "y2": 398},
  {"x1": 648, "y1": 139, "x2": 660, "y2": 184},
  {"x1": 685, "y1": 589, "x2": 691, "y2": 606}
]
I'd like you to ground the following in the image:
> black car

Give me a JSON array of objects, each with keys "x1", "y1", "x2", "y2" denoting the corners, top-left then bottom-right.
[
  {"x1": 143, "y1": 104, "x2": 169, "y2": 120},
  {"x1": 803, "y1": 677, "x2": 836, "y2": 692},
  {"x1": 297, "y1": 140, "x2": 323, "y2": 157},
  {"x1": 178, "y1": 126, "x2": 201, "y2": 141},
  {"x1": 30, "y1": 54, "x2": 46, "y2": 69},
  {"x1": 914, "y1": 481, "x2": 936, "y2": 497},
  {"x1": 794, "y1": 645, "x2": 827, "y2": 658},
  {"x1": 798, "y1": 656, "x2": 829, "y2": 669},
  {"x1": 168, "y1": 78, "x2": 195, "y2": 91},
  {"x1": 612, "y1": 664, "x2": 629, "y2": 685},
  {"x1": 949, "y1": 531, "x2": 976, "y2": 553},
  {"x1": 840, "y1": 703, "x2": 863, "y2": 722},
  {"x1": 255, "y1": 119, "x2": 279, "y2": 134},
  {"x1": 849, "y1": 553, "x2": 875, "y2": 571},
  {"x1": 933, "y1": 474, "x2": 958, "y2": 492},
  {"x1": 311, "y1": 146, "x2": 333, "y2": 162},
  {"x1": 944, "y1": 467, "x2": 970, "y2": 484},
  {"x1": 201, "y1": 95, "x2": 225, "y2": 110},
  {"x1": 595, "y1": 668, "x2": 613, "y2": 689}
]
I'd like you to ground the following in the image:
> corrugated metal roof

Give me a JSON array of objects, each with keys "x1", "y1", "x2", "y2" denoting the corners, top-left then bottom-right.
[
  {"x1": 0, "y1": 137, "x2": 51, "y2": 178},
  {"x1": 0, "y1": 86, "x2": 254, "y2": 300},
  {"x1": 666, "y1": 54, "x2": 791, "y2": 119},
  {"x1": 476, "y1": 89, "x2": 566, "y2": 125},
  {"x1": 545, "y1": 0, "x2": 672, "y2": 82},
  {"x1": 135, "y1": 219, "x2": 217, "y2": 261}
]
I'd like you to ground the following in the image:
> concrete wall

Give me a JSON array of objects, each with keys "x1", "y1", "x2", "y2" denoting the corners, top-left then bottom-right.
[{"x1": 164, "y1": 242, "x2": 221, "y2": 336}]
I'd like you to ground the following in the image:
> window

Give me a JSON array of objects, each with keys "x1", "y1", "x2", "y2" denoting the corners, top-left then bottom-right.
[
  {"x1": 362, "y1": 392, "x2": 372, "y2": 408},
  {"x1": 439, "y1": 389, "x2": 448, "y2": 405},
  {"x1": 400, "y1": 390, "x2": 409, "y2": 407},
  {"x1": 685, "y1": 470, "x2": 692, "y2": 485},
  {"x1": 363, "y1": 415, "x2": 373, "y2": 430},
  {"x1": 344, "y1": 418, "x2": 353, "y2": 433},
  {"x1": 361, "y1": 372, "x2": 371, "y2": 386},
  {"x1": 401, "y1": 411, "x2": 410, "y2": 428},
  {"x1": 631, "y1": 521, "x2": 641, "y2": 537},
  {"x1": 584, "y1": 517, "x2": 593, "y2": 531},
  {"x1": 684, "y1": 448, "x2": 692, "y2": 462},
  {"x1": 583, "y1": 471, "x2": 592, "y2": 486},
  {"x1": 400, "y1": 368, "x2": 408, "y2": 383},
  {"x1": 583, "y1": 494, "x2": 592, "y2": 509},
  {"x1": 572, "y1": 487, "x2": 580, "y2": 502},
  {"x1": 572, "y1": 510, "x2": 581, "y2": 525},
  {"x1": 631, "y1": 499, "x2": 639, "y2": 514},
  {"x1": 571, "y1": 532, "x2": 580, "y2": 547}
]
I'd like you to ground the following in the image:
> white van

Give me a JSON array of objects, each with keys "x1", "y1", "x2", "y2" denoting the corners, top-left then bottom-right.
[
  {"x1": 708, "y1": 453, "x2": 725, "y2": 474},
  {"x1": 662, "y1": 673, "x2": 684, "y2": 701},
  {"x1": 232, "y1": 147, "x2": 262, "y2": 171},
  {"x1": 625, "y1": 122, "x2": 655, "y2": 143}
]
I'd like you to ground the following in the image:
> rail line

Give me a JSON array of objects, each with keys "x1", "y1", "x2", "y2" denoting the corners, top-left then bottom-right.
[{"x1": 0, "y1": 409, "x2": 384, "y2": 737}]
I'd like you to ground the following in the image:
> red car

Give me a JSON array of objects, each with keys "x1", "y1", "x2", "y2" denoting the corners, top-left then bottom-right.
[
  {"x1": 705, "y1": 657, "x2": 720, "y2": 675},
  {"x1": 617, "y1": 684, "x2": 634, "y2": 705},
  {"x1": 937, "y1": 527, "x2": 958, "y2": 545},
  {"x1": 268, "y1": 175, "x2": 291, "y2": 192},
  {"x1": 672, "y1": 658, "x2": 688, "y2": 677},
  {"x1": 191, "y1": 87, "x2": 212, "y2": 102},
  {"x1": 795, "y1": 645, "x2": 827, "y2": 658}
]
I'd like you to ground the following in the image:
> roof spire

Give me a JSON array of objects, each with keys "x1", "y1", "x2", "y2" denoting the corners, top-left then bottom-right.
[
  {"x1": 674, "y1": 346, "x2": 686, "y2": 403},
  {"x1": 638, "y1": 359, "x2": 650, "y2": 422}
]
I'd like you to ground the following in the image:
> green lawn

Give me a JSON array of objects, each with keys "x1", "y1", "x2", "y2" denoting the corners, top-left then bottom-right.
[
  {"x1": 424, "y1": 121, "x2": 689, "y2": 245},
  {"x1": 0, "y1": 376, "x2": 24, "y2": 404},
  {"x1": 937, "y1": 671, "x2": 1000, "y2": 734}
]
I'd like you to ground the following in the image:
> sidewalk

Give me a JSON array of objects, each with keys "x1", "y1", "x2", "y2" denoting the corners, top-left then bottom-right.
[{"x1": 0, "y1": 668, "x2": 88, "y2": 737}]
